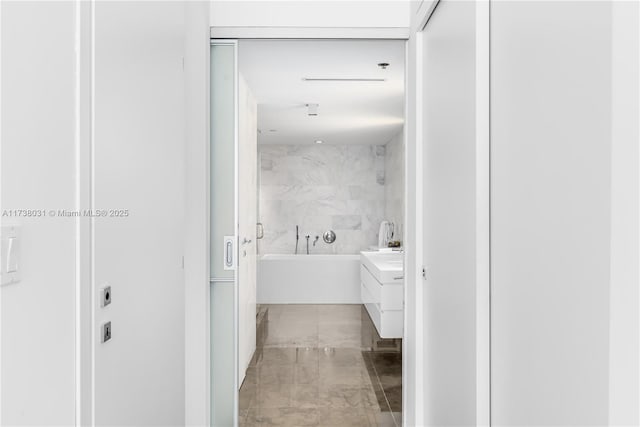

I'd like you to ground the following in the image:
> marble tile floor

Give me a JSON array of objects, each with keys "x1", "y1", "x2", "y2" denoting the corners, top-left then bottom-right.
[{"x1": 239, "y1": 304, "x2": 402, "y2": 427}]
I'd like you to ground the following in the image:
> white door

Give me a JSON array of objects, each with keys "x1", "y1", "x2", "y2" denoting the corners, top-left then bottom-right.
[
  {"x1": 491, "y1": 2, "x2": 617, "y2": 425},
  {"x1": 209, "y1": 40, "x2": 259, "y2": 426},
  {"x1": 421, "y1": 1, "x2": 487, "y2": 425},
  {"x1": 209, "y1": 41, "x2": 239, "y2": 427},
  {"x1": 237, "y1": 73, "x2": 258, "y2": 385},
  {"x1": 93, "y1": 2, "x2": 186, "y2": 425}
]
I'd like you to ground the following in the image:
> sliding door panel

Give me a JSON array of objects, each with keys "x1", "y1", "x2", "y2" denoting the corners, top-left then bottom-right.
[
  {"x1": 210, "y1": 41, "x2": 238, "y2": 427},
  {"x1": 422, "y1": 1, "x2": 478, "y2": 425}
]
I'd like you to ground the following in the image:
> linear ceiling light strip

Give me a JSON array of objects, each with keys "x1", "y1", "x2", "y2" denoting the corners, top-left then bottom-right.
[{"x1": 302, "y1": 78, "x2": 386, "y2": 82}]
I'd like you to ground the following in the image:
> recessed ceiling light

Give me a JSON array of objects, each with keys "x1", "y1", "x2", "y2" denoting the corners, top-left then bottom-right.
[{"x1": 315, "y1": 140, "x2": 323, "y2": 144}]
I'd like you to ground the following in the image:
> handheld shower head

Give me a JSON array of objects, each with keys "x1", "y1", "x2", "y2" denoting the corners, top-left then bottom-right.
[{"x1": 294, "y1": 225, "x2": 300, "y2": 254}]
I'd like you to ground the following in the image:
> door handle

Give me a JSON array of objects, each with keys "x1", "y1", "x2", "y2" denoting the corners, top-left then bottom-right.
[{"x1": 223, "y1": 236, "x2": 235, "y2": 270}]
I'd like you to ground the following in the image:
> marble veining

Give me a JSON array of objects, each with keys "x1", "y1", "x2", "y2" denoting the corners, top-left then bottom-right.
[
  {"x1": 259, "y1": 144, "x2": 386, "y2": 254},
  {"x1": 332, "y1": 215, "x2": 362, "y2": 230}
]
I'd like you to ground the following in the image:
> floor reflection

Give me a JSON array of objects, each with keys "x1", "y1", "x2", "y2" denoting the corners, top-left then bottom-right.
[{"x1": 239, "y1": 304, "x2": 402, "y2": 427}]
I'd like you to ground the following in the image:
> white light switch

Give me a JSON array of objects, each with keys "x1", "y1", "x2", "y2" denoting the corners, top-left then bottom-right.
[
  {"x1": 6, "y1": 237, "x2": 18, "y2": 273},
  {"x1": 1, "y1": 225, "x2": 21, "y2": 286}
]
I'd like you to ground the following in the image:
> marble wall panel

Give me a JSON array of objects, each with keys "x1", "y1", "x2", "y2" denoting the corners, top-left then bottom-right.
[
  {"x1": 258, "y1": 133, "x2": 404, "y2": 254},
  {"x1": 258, "y1": 144, "x2": 385, "y2": 254},
  {"x1": 384, "y1": 131, "x2": 404, "y2": 243}
]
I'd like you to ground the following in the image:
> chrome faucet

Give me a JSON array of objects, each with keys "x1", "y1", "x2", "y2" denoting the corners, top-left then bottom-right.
[{"x1": 313, "y1": 235, "x2": 319, "y2": 246}]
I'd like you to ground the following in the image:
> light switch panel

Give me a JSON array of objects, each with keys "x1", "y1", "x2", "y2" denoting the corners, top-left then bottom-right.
[
  {"x1": 1, "y1": 225, "x2": 21, "y2": 286},
  {"x1": 6, "y1": 237, "x2": 19, "y2": 273},
  {"x1": 102, "y1": 321, "x2": 112, "y2": 343}
]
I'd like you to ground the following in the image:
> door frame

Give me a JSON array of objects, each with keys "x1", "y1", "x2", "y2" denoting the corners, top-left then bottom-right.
[{"x1": 185, "y1": 25, "x2": 420, "y2": 427}]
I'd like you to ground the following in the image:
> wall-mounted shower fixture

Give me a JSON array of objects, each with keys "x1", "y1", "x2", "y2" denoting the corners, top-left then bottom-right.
[
  {"x1": 313, "y1": 236, "x2": 319, "y2": 246},
  {"x1": 323, "y1": 230, "x2": 336, "y2": 244}
]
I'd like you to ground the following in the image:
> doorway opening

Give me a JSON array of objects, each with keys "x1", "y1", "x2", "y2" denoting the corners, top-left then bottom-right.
[{"x1": 210, "y1": 39, "x2": 407, "y2": 426}]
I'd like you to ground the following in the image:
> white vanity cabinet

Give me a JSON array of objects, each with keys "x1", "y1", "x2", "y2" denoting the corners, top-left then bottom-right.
[{"x1": 360, "y1": 251, "x2": 403, "y2": 338}]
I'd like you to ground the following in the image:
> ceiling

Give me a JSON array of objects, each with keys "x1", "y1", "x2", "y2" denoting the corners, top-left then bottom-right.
[{"x1": 238, "y1": 40, "x2": 405, "y2": 145}]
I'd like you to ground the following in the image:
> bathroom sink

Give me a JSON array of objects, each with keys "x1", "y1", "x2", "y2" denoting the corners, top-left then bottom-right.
[{"x1": 360, "y1": 251, "x2": 404, "y2": 283}]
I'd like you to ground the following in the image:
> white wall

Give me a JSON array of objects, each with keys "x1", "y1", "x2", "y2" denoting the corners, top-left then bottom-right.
[
  {"x1": 184, "y1": 2, "x2": 211, "y2": 426},
  {"x1": 491, "y1": 1, "x2": 638, "y2": 425},
  {"x1": 93, "y1": 2, "x2": 185, "y2": 425},
  {"x1": 0, "y1": 2, "x2": 77, "y2": 424},
  {"x1": 609, "y1": 2, "x2": 639, "y2": 424},
  {"x1": 210, "y1": 0, "x2": 410, "y2": 29}
]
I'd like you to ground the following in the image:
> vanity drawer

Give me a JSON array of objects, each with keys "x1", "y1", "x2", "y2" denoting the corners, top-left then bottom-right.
[
  {"x1": 381, "y1": 283, "x2": 403, "y2": 311},
  {"x1": 361, "y1": 281, "x2": 377, "y2": 305},
  {"x1": 379, "y1": 309, "x2": 403, "y2": 338},
  {"x1": 360, "y1": 264, "x2": 381, "y2": 303},
  {"x1": 362, "y1": 284, "x2": 381, "y2": 331},
  {"x1": 360, "y1": 264, "x2": 403, "y2": 311},
  {"x1": 362, "y1": 283, "x2": 403, "y2": 339}
]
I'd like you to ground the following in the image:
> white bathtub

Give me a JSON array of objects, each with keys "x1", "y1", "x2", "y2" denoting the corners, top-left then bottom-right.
[{"x1": 257, "y1": 254, "x2": 361, "y2": 304}]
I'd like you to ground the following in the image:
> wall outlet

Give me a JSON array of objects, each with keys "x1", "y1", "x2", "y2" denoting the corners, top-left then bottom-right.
[
  {"x1": 101, "y1": 286, "x2": 112, "y2": 307},
  {"x1": 102, "y1": 321, "x2": 112, "y2": 343}
]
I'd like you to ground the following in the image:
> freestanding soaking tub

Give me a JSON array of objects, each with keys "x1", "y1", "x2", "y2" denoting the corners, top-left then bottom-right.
[{"x1": 257, "y1": 254, "x2": 361, "y2": 304}]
